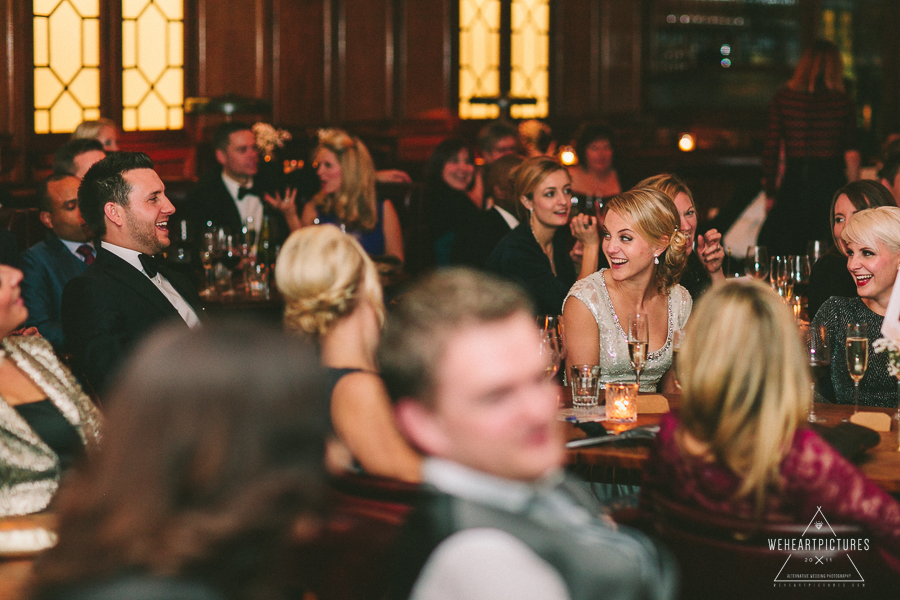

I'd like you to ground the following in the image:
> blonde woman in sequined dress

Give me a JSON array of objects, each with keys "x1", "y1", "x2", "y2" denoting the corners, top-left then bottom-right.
[
  {"x1": 0, "y1": 265, "x2": 100, "y2": 516},
  {"x1": 563, "y1": 188, "x2": 692, "y2": 392}
]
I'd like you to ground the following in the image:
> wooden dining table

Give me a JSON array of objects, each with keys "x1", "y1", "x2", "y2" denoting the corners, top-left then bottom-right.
[{"x1": 564, "y1": 394, "x2": 900, "y2": 494}]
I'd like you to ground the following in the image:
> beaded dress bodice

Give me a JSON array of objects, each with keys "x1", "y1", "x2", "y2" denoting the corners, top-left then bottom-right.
[{"x1": 564, "y1": 270, "x2": 692, "y2": 392}]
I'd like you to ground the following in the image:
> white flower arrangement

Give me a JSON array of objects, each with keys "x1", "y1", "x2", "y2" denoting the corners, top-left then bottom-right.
[
  {"x1": 252, "y1": 122, "x2": 292, "y2": 155},
  {"x1": 873, "y1": 336, "x2": 900, "y2": 379}
]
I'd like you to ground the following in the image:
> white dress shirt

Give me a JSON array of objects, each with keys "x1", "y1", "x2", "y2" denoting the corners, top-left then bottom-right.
[
  {"x1": 493, "y1": 206, "x2": 519, "y2": 230},
  {"x1": 100, "y1": 242, "x2": 201, "y2": 329},
  {"x1": 221, "y1": 173, "x2": 264, "y2": 232}
]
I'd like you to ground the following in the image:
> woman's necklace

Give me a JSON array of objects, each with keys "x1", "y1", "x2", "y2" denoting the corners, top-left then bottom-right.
[{"x1": 530, "y1": 216, "x2": 557, "y2": 276}]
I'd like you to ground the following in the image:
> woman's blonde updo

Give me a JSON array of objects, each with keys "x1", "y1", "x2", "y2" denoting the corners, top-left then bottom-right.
[
  {"x1": 603, "y1": 187, "x2": 691, "y2": 292},
  {"x1": 276, "y1": 224, "x2": 384, "y2": 337},
  {"x1": 313, "y1": 128, "x2": 378, "y2": 231}
]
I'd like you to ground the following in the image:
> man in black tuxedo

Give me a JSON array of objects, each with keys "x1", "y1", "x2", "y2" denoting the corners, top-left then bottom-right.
[
  {"x1": 62, "y1": 152, "x2": 203, "y2": 398},
  {"x1": 19, "y1": 174, "x2": 96, "y2": 351},
  {"x1": 187, "y1": 122, "x2": 297, "y2": 248}
]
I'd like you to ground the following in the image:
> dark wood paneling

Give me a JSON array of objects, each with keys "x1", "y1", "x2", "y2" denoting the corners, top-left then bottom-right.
[
  {"x1": 402, "y1": 0, "x2": 451, "y2": 119},
  {"x1": 199, "y1": 0, "x2": 266, "y2": 97},
  {"x1": 342, "y1": 0, "x2": 390, "y2": 121},
  {"x1": 552, "y1": 0, "x2": 598, "y2": 119},
  {"x1": 600, "y1": 0, "x2": 642, "y2": 115},
  {"x1": 272, "y1": 0, "x2": 327, "y2": 126}
]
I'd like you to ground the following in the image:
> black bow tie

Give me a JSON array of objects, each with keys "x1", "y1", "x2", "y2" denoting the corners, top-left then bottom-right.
[
  {"x1": 138, "y1": 253, "x2": 163, "y2": 278},
  {"x1": 237, "y1": 186, "x2": 255, "y2": 199}
]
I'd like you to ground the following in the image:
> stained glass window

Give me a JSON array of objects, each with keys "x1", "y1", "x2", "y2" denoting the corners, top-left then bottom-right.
[
  {"x1": 459, "y1": 0, "x2": 501, "y2": 119},
  {"x1": 33, "y1": 0, "x2": 101, "y2": 134},
  {"x1": 122, "y1": 0, "x2": 184, "y2": 131},
  {"x1": 510, "y1": 0, "x2": 548, "y2": 119}
]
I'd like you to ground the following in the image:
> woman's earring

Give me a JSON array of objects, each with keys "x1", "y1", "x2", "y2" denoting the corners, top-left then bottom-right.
[{"x1": 654, "y1": 255, "x2": 659, "y2": 265}]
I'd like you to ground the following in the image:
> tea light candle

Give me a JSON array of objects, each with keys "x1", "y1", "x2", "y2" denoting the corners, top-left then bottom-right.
[{"x1": 606, "y1": 383, "x2": 638, "y2": 423}]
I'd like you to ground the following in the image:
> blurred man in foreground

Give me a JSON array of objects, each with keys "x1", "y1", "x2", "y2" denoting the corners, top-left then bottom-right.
[{"x1": 379, "y1": 269, "x2": 676, "y2": 600}]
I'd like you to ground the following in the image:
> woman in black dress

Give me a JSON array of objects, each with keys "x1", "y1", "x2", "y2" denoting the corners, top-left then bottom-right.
[
  {"x1": 486, "y1": 156, "x2": 599, "y2": 316},
  {"x1": 807, "y1": 180, "x2": 895, "y2": 317}
]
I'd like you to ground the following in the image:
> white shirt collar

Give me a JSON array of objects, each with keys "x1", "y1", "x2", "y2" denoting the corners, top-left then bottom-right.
[
  {"x1": 100, "y1": 241, "x2": 149, "y2": 276},
  {"x1": 221, "y1": 172, "x2": 255, "y2": 201},
  {"x1": 60, "y1": 238, "x2": 94, "y2": 258},
  {"x1": 493, "y1": 206, "x2": 520, "y2": 229},
  {"x1": 423, "y1": 458, "x2": 563, "y2": 513}
]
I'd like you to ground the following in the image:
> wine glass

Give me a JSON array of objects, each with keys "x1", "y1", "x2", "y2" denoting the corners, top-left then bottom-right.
[
  {"x1": 804, "y1": 323, "x2": 830, "y2": 423},
  {"x1": 538, "y1": 315, "x2": 566, "y2": 382},
  {"x1": 745, "y1": 246, "x2": 769, "y2": 280},
  {"x1": 807, "y1": 240, "x2": 827, "y2": 265},
  {"x1": 628, "y1": 313, "x2": 649, "y2": 389},
  {"x1": 199, "y1": 230, "x2": 216, "y2": 298},
  {"x1": 770, "y1": 255, "x2": 793, "y2": 301},
  {"x1": 789, "y1": 255, "x2": 811, "y2": 306},
  {"x1": 846, "y1": 323, "x2": 869, "y2": 415},
  {"x1": 539, "y1": 330, "x2": 561, "y2": 380}
]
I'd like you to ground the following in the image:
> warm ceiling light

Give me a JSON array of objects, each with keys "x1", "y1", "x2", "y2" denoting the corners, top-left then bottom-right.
[
  {"x1": 678, "y1": 134, "x2": 695, "y2": 152},
  {"x1": 559, "y1": 146, "x2": 577, "y2": 166}
]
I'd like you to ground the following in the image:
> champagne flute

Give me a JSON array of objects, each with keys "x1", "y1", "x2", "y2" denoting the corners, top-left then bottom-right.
[
  {"x1": 846, "y1": 323, "x2": 869, "y2": 414},
  {"x1": 628, "y1": 313, "x2": 649, "y2": 389},
  {"x1": 804, "y1": 323, "x2": 830, "y2": 423},
  {"x1": 745, "y1": 246, "x2": 769, "y2": 280},
  {"x1": 807, "y1": 240, "x2": 827, "y2": 265},
  {"x1": 672, "y1": 328, "x2": 684, "y2": 391}
]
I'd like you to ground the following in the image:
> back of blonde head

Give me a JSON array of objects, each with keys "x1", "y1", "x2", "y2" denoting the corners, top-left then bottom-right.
[
  {"x1": 313, "y1": 128, "x2": 378, "y2": 231},
  {"x1": 603, "y1": 187, "x2": 691, "y2": 292},
  {"x1": 678, "y1": 279, "x2": 809, "y2": 515},
  {"x1": 276, "y1": 225, "x2": 384, "y2": 337},
  {"x1": 636, "y1": 173, "x2": 694, "y2": 206}
]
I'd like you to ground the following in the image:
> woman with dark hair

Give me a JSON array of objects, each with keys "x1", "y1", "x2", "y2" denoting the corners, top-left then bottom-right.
[
  {"x1": 486, "y1": 156, "x2": 599, "y2": 316},
  {"x1": 807, "y1": 180, "x2": 896, "y2": 317},
  {"x1": 567, "y1": 122, "x2": 621, "y2": 216},
  {"x1": 30, "y1": 323, "x2": 329, "y2": 600},
  {"x1": 424, "y1": 138, "x2": 480, "y2": 266},
  {"x1": 759, "y1": 39, "x2": 860, "y2": 256}
]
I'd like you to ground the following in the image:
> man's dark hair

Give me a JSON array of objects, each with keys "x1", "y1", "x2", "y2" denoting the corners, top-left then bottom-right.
[
  {"x1": 78, "y1": 152, "x2": 154, "y2": 238},
  {"x1": 52, "y1": 138, "x2": 105, "y2": 176},
  {"x1": 213, "y1": 122, "x2": 253, "y2": 152},
  {"x1": 477, "y1": 121, "x2": 517, "y2": 154},
  {"x1": 37, "y1": 172, "x2": 79, "y2": 214},
  {"x1": 879, "y1": 153, "x2": 900, "y2": 186},
  {"x1": 378, "y1": 268, "x2": 533, "y2": 407}
]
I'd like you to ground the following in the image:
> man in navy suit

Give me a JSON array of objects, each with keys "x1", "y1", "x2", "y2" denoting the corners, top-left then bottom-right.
[
  {"x1": 19, "y1": 174, "x2": 96, "y2": 350},
  {"x1": 62, "y1": 152, "x2": 203, "y2": 398}
]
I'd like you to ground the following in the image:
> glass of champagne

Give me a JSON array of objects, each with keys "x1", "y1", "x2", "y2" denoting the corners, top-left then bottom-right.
[
  {"x1": 805, "y1": 323, "x2": 830, "y2": 423},
  {"x1": 628, "y1": 313, "x2": 649, "y2": 389},
  {"x1": 672, "y1": 328, "x2": 684, "y2": 391},
  {"x1": 539, "y1": 330, "x2": 561, "y2": 380},
  {"x1": 745, "y1": 246, "x2": 769, "y2": 280},
  {"x1": 846, "y1": 323, "x2": 869, "y2": 414}
]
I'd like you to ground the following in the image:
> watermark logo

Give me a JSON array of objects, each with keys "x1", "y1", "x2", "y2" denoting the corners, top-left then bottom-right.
[{"x1": 769, "y1": 506, "x2": 869, "y2": 588}]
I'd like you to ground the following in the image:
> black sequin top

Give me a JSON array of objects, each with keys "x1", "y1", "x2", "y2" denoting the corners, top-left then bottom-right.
[{"x1": 811, "y1": 296, "x2": 898, "y2": 408}]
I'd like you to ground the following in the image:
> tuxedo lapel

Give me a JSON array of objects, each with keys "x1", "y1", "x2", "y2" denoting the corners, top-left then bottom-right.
[{"x1": 94, "y1": 249, "x2": 182, "y2": 320}]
